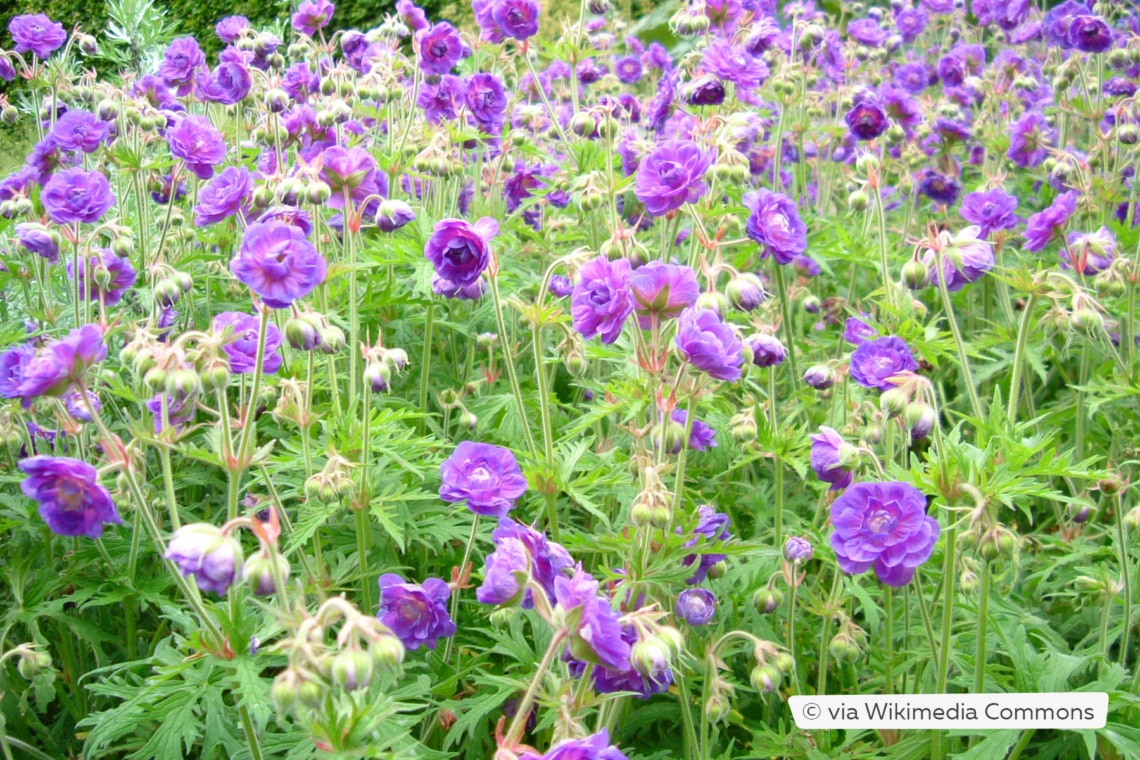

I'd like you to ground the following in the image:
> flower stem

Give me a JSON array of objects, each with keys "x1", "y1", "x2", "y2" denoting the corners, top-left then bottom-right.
[
  {"x1": 884, "y1": 586, "x2": 893, "y2": 695},
  {"x1": 772, "y1": 261, "x2": 799, "y2": 388},
  {"x1": 504, "y1": 628, "x2": 567, "y2": 748},
  {"x1": 974, "y1": 561, "x2": 990, "y2": 694},
  {"x1": 444, "y1": 515, "x2": 479, "y2": 665},
  {"x1": 418, "y1": 300, "x2": 434, "y2": 436},
  {"x1": 873, "y1": 185, "x2": 895, "y2": 311},
  {"x1": 788, "y1": 580, "x2": 800, "y2": 694},
  {"x1": 1008, "y1": 295, "x2": 1038, "y2": 425},
  {"x1": 933, "y1": 248, "x2": 983, "y2": 419},
  {"x1": 816, "y1": 570, "x2": 843, "y2": 696},
  {"x1": 1115, "y1": 493, "x2": 1133, "y2": 669},
  {"x1": 489, "y1": 274, "x2": 538, "y2": 457},
  {"x1": 931, "y1": 524, "x2": 958, "y2": 760}
]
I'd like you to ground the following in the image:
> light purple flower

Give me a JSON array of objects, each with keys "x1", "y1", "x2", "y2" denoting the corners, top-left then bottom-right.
[
  {"x1": 41, "y1": 168, "x2": 115, "y2": 225},
  {"x1": 1024, "y1": 191, "x2": 1078, "y2": 252},
  {"x1": 166, "y1": 523, "x2": 243, "y2": 595},
  {"x1": 830, "y1": 482, "x2": 940, "y2": 587},
  {"x1": 842, "y1": 315, "x2": 878, "y2": 346},
  {"x1": 230, "y1": 221, "x2": 327, "y2": 308},
  {"x1": 664, "y1": 409, "x2": 717, "y2": 453},
  {"x1": 0, "y1": 344, "x2": 35, "y2": 398},
  {"x1": 959, "y1": 189, "x2": 1019, "y2": 238},
  {"x1": 744, "y1": 189, "x2": 808, "y2": 265},
  {"x1": 849, "y1": 337, "x2": 918, "y2": 391},
  {"x1": 572, "y1": 256, "x2": 633, "y2": 344},
  {"x1": 1061, "y1": 228, "x2": 1115, "y2": 275},
  {"x1": 923, "y1": 227, "x2": 995, "y2": 291},
  {"x1": 15, "y1": 325, "x2": 107, "y2": 402},
  {"x1": 8, "y1": 14, "x2": 66, "y2": 59},
  {"x1": 215, "y1": 16, "x2": 249, "y2": 43},
  {"x1": 416, "y1": 22, "x2": 469, "y2": 75},
  {"x1": 20, "y1": 456, "x2": 121, "y2": 538},
  {"x1": 810, "y1": 426, "x2": 855, "y2": 491},
  {"x1": 628, "y1": 261, "x2": 700, "y2": 328},
  {"x1": 50, "y1": 110, "x2": 109, "y2": 154},
  {"x1": 67, "y1": 248, "x2": 137, "y2": 306},
  {"x1": 675, "y1": 588, "x2": 716, "y2": 626},
  {"x1": 680, "y1": 505, "x2": 730, "y2": 584},
  {"x1": 785, "y1": 536, "x2": 814, "y2": 563},
  {"x1": 159, "y1": 37, "x2": 205, "y2": 96},
  {"x1": 476, "y1": 536, "x2": 531, "y2": 607},
  {"x1": 166, "y1": 115, "x2": 227, "y2": 180},
  {"x1": 634, "y1": 140, "x2": 711, "y2": 217},
  {"x1": 292, "y1": 0, "x2": 335, "y2": 36},
  {"x1": 194, "y1": 166, "x2": 253, "y2": 226},
  {"x1": 16, "y1": 223, "x2": 59, "y2": 263},
  {"x1": 675, "y1": 307, "x2": 744, "y2": 382},
  {"x1": 749, "y1": 334, "x2": 786, "y2": 367},
  {"x1": 517, "y1": 730, "x2": 629, "y2": 760},
  {"x1": 377, "y1": 574, "x2": 456, "y2": 650},
  {"x1": 555, "y1": 567, "x2": 630, "y2": 670},
  {"x1": 213, "y1": 312, "x2": 284, "y2": 374},
  {"x1": 320, "y1": 145, "x2": 382, "y2": 209},
  {"x1": 439, "y1": 441, "x2": 528, "y2": 517}
]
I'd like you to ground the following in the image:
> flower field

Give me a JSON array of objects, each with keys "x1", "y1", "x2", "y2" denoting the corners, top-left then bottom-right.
[{"x1": 0, "y1": 0, "x2": 1139, "y2": 758}]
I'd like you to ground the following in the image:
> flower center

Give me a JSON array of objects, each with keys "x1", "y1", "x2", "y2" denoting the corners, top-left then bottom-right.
[
  {"x1": 866, "y1": 508, "x2": 896, "y2": 536},
  {"x1": 468, "y1": 465, "x2": 494, "y2": 489},
  {"x1": 57, "y1": 477, "x2": 86, "y2": 511},
  {"x1": 430, "y1": 40, "x2": 449, "y2": 58}
]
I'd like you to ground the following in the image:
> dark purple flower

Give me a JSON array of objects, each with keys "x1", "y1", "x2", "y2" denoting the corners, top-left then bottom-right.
[
  {"x1": 675, "y1": 588, "x2": 716, "y2": 626},
  {"x1": 377, "y1": 574, "x2": 456, "y2": 650},
  {"x1": 749, "y1": 334, "x2": 786, "y2": 367},
  {"x1": 0, "y1": 344, "x2": 35, "y2": 399},
  {"x1": 292, "y1": 0, "x2": 335, "y2": 36},
  {"x1": 15, "y1": 325, "x2": 106, "y2": 402},
  {"x1": 916, "y1": 169, "x2": 960, "y2": 207},
  {"x1": 662, "y1": 408, "x2": 717, "y2": 454},
  {"x1": 424, "y1": 217, "x2": 497, "y2": 287},
  {"x1": 634, "y1": 140, "x2": 711, "y2": 217},
  {"x1": 159, "y1": 37, "x2": 205, "y2": 96},
  {"x1": 846, "y1": 102, "x2": 889, "y2": 141},
  {"x1": 744, "y1": 189, "x2": 808, "y2": 265},
  {"x1": 555, "y1": 567, "x2": 630, "y2": 670},
  {"x1": 41, "y1": 168, "x2": 114, "y2": 224},
  {"x1": 1067, "y1": 15, "x2": 1113, "y2": 53},
  {"x1": 166, "y1": 115, "x2": 226, "y2": 180},
  {"x1": 213, "y1": 312, "x2": 284, "y2": 374},
  {"x1": 67, "y1": 249, "x2": 137, "y2": 306},
  {"x1": 416, "y1": 22, "x2": 469, "y2": 75},
  {"x1": 517, "y1": 730, "x2": 629, "y2": 760},
  {"x1": 830, "y1": 481, "x2": 940, "y2": 587},
  {"x1": 477, "y1": 536, "x2": 530, "y2": 606},
  {"x1": 166, "y1": 523, "x2": 243, "y2": 595},
  {"x1": 490, "y1": 518, "x2": 572, "y2": 608},
  {"x1": 675, "y1": 307, "x2": 743, "y2": 382},
  {"x1": 376, "y1": 199, "x2": 416, "y2": 232},
  {"x1": 1007, "y1": 111, "x2": 1054, "y2": 169},
  {"x1": 843, "y1": 315, "x2": 878, "y2": 346},
  {"x1": 681, "y1": 506, "x2": 731, "y2": 584},
  {"x1": 418, "y1": 75, "x2": 466, "y2": 123},
  {"x1": 320, "y1": 146, "x2": 381, "y2": 209},
  {"x1": 230, "y1": 221, "x2": 328, "y2": 308},
  {"x1": 439, "y1": 441, "x2": 528, "y2": 517},
  {"x1": 16, "y1": 223, "x2": 59, "y2": 263},
  {"x1": 194, "y1": 166, "x2": 253, "y2": 226},
  {"x1": 628, "y1": 261, "x2": 699, "y2": 328},
  {"x1": 1024, "y1": 191, "x2": 1078, "y2": 252},
  {"x1": 572, "y1": 256, "x2": 633, "y2": 344},
  {"x1": 20, "y1": 456, "x2": 121, "y2": 538},
  {"x1": 215, "y1": 15, "x2": 249, "y2": 42},
  {"x1": 487, "y1": 0, "x2": 541, "y2": 41},
  {"x1": 465, "y1": 73, "x2": 507, "y2": 134},
  {"x1": 849, "y1": 337, "x2": 918, "y2": 391},
  {"x1": 63, "y1": 389, "x2": 100, "y2": 423},
  {"x1": 959, "y1": 188, "x2": 1019, "y2": 238},
  {"x1": 397, "y1": 0, "x2": 430, "y2": 32},
  {"x1": 8, "y1": 14, "x2": 66, "y2": 59},
  {"x1": 549, "y1": 274, "x2": 573, "y2": 298},
  {"x1": 687, "y1": 76, "x2": 726, "y2": 107},
  {"x1": 811, "y1": 426, "x2": 856, "y2": 491},
  {"x1": 50, "y1": 110, "x2": 109, "y2": 154}
]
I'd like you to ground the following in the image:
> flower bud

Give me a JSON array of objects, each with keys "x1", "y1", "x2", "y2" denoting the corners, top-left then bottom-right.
[
  {"x1": 707, "y1": 560, "x2": 727, "y2": 579},
  {"x1": 319, "y1": 324, "x2": 346, "y2": 354},
  {"x1": 200, "y1": 363, "x2": 231, "y2": 391},
  {"x1": 78, "y1": 34, "x2": 99, "y2": 55},
  {"x1": 774, "y1": 652, "x2": 795, "y2": 675},
  {"x1": 286, "y1": 315, "x2": 322, "y2": 351},
  {"x1": 1124, "y1": 506, "x2": 1140, "y2": 530},
  {"x1": 165, "y1": 367, "x2": 201, "y2": 397},
  {"x1": 243, "y1": 551, "x2": 290, "y2": 596},
  {"x1": 802, "y1": 295, "x2": 822, "y2": 313},
  {"x1": 959, "y1": 569, "x2": 979, "y2": 594},
  {"x1": 1071, "y1": 307, "x2": 1103, "y2": 335},
  {"x1": 630, "y1": 500, "x2": 653, "y2": 527},
  {"x1": 727, "y1": 273, "x2": 765, "y2": 312},
  {"x1": 705, "y1": 693, "x2": 730, "y2": 723},
  {"x1": 306, "y1": 180, "x2": 332, "y2": 205},
  {"x1": 902, "y1": 259, "x2": 930, "y2": 289},
  {"x1": 848, "y1": 189, "x2": 870, "y2": 210},
  {"x1": 650, "y1": 505, "x2": 672, "y2": 529},
  {"x1": 754, "y1": 587, "x2": 783, "y2": 614},
  {"x1": 272, "y1": 669, "x2": 302, "y2": 711},
  {"x1": 750, "y1": 664, "x2": 782, "y2": 694},
  {"x1": 828, "y1": 632, "x2": 860, "y2": 663},
  {"x1": 879, "y1": 388, "x2": 908, "y2": 417},
  {"x1": 364, "y1": 361, "x2": 392, "y2": 393},
  {"x1": 16, "y1": 648, "x2": 52, "y2": 680},
  {"x1": 370, "y1": 634, "x2": 406, "y2": 670},
  {"x1": 459, "y1": 410, "x2": 478, "y2": 430},
  {"x1": 630, "y1": 638, "x2": 672, "y2": 678},
  {"x1": 143, "y1": 366, "x2": 168, "y2": 391},
  {"x1": 731, "y1": 413, "x2": 758, "y2": 443},
  {"x1": 803, "y1": 364, "x2": 835, "y2": 390},
  {"x1": 331, "y1": 647, "x2": 374, "y2": 692}
]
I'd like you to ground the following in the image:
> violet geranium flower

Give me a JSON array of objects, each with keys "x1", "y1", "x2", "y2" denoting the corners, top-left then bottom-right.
[
  {"x1": 424, "y1": 218, "x2": 498, "y2": 288},
  {"x1": 675, "y1": 307, "x2": 744, "y2": 382},
  {"x1": 628, "y1": 261, "x2": 700, "y2": 328},
  {"x1": 830, "y1": 481, "x2": 940, "y2": 587},
  {"x1": 194, "y1": 166, "x2": 253, "y2": 226},
  {"x1": 848, "y1": 337, "x2": 918, "y2": 391},
  {"x1": 571, "y1": 255, "x2": 634, "y2": 344},
  {"x1": 166, "y1": 115, "x2": 227, "y2": 180},
  {"x1": 230, "y1": 221, "x2": 328, "y2": 308},
  {"x1": 555, "y1": 567, "x2": 631, "y2": 670},
  {"x1": 744, "y1": 189, "x2": 808, "y2": 264},
  {"x1": 439, "y1": 441, "x2": 529, "y2": 517},
  {"x1": 1024, "y1": 191, "x2": 1078, "y2": 252},
  {"x1": 810, "y1": 426, "x2": 856, "y2": 491},
  {"x1": 41, "y1": 169, "x2": 115, "y2": 225},
  {"x1": 19, "y1": 455, "x2": 122, "y2": 538},
  {"x1": 291, "y1": 0, "x2": 335, "y2": 36},
  {"x1": 959, "y1": 188, "x2": 1019, "y2": 239},
  {"x1": 376, "y1": 574, "x2": 456, "y2": 650},
  {"x1": 680, "y1": 506, "x2": 731, "y2": 584},
  {"x1": 675, "y1": 588, "x2": 716, "y2": 626},
  {"x1": 213, "y1": 312, "x2": 284, "y2": 374},
  {"x1": 15, "y1": 325, "x2": 107, "y2": 402},
  {"x1": 8, "y1": 14, "x2": 66, "y2": 59},
  {"x1": 415, "y1": 22, "x2": 469, "y2": 75},
  {"x1": 165, "y1": 523, "x2": 243, "y2": 595},
  {"x1": 517, "y1": 730, "x2": 629, "y2": 760},
  {"x1": 67, "y1": 249, "x2": 137, "y2": 306},
  {"x1": 634, "y1": 139, "x2": 712, "y2": 217}
]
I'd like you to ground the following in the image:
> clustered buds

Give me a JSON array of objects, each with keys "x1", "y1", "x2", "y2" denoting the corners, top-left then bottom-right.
[
  {"x1": 630, "y1": 466, "x2": 673, "y2": 528},
  {"x1": 361, "y1": 334, "x2": 409, "y2": 393},
  {"x1": 305, "y1": 452, "x2": 355, "y2": 504}
]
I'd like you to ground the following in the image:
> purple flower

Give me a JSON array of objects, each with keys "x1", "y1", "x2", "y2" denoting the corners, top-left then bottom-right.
[
  {"x1": 432, "y1": 274, "x2": 486, "y2": 301},
  {"x1": 0, "y1": 344, "x2": 35, "y2": 398},
  {"x1": 8, "y1": 14, "x2": 66, "y2": 59},
  {"x1": 439, "y1": 441, "x2": 528, "y2": 517},
  {"x1": 700, "y1": 39, "x2": 769, "y2": 92},
  {"x1": 397, "y1": 0, "x2": 430, "y2": 32},
  {"x1": 146, "y1": 392, "x2": 196, "y2": 435},
  {"x1": 194, "y1": 166, "x2": 253, "y2": 226},
  {"x1": 15, "y1": 325, "x2": 107, "y2": 402},
  {"x1": 675, "y1": 588, "x2": 716, "y2": 626},
  {"x1": 848, "y1": 17, "x2": 888, "y2": 47},
  {"x1": 320, "y1": 146, "x2": 382, "y2": 209},
  {"x1": 785, "y1": 536, "x2": 814, "y2": 563},
  {"x1": 159, "y1": 37, "x2": 206, "y2": 96},
  {"x1": 465, "y1": 73, "x2": 507, "y2": 134},
  {"x1": 894, "y1": 7, "x2": 928, "y2": 41},
  {"x1": 477, "y1": 537, "x2": 531, "y2": 607},
  {"x1": 1062, "y1": 228, "x2": 1115, "y2": 274},
  {"x1": 960, "y1": 189, "x2": 1019, "y2": 238},
  {"x1": 846, "y1": 101, "x2": 889, "y2": 141},
  {"x1": 1067, "y1": 15, "x2": 1113, "y2": 53},
  {"x1": 681, "y1": 506, "x2": 731, "y2": 584},
  {"x1": 549, "y1": 275, "x2": 573, "y2": 298},
  {"x1": 843, "y1": 315, "x2": 878, "y2": 346},
  {"x1": 231, "y1": 221, "x2": 327, "y2": 309},
  {"x1": 749, "y1": 334, "x2": 786, "y2": 367},
  {"x1": 376, "y1": 199, "x2": 416, "y2": 232},
  {"x1": 1007, "y1": 111, "x2": 1054, "y2": 169},
  {"x1": 20, "y1": 456, "x2": 121, "y2": 538},
  {"x1": 1024, "y1": 191, "x2": 1078, "y2": 252},
  {"x1": 166, "y1": 523, "x2": 243, "y2": 595},
  {"x1": 518, "y1": 730, "x2": 628, "y2": 760},
  {"x1": 489, "y1": 518, "x2": 572, "y2": 608},
  {"x1": 744, "y1": 189, "x2": 808, "y2": 265},
  {"x1": 665, "y1": 409, "x2": 717, "y2": 453},
  {"x1": 377, "y1": 574, "x2": 456, "y2": 650},
  {"x1": 555, "y1": 567, "x2": 630, "y2": 670},
  {"x1": 16, "y1": 223, "x2": 59, "y2": 263},
  {"x1": 849, "y1": 337, "x2": 918, "y2": 392},
  {"x1": 675, "y1": 307, "x2": 743, "y2": 382},
  {"x1": 215, "y1": 16, "x2": 249, "y2": 42},
  {"x1": 166, "y1": 115, "x2": 226, "y2": 180},
  {"x1": 810, "y1": 426, "x2": 856, "y2": 491},
  {"x1": 67, "y1": 248, "x2": 137, "y2": 306},
  {"x1": 292, "y1": 0, "x2": 335, "y2": 36},
  {"x1": 830, "y1": 481, "x2": 940, "y2": 587},
  {"x1": 572, "y1": 256, "x2": 633, "y2": 344},
  {"x1": 416, "y1": 22, "x2": 469, "y2": 75},
  {"x1": 196, "y1": 62, "x2": 252, "y2": 105},
  {"x1": 634, "y1": 140, "x2": 711, "y2": 217},
  {"x1": 615, "y1": 56, "x2": 642, "y2": 84},
  {"x1": 916, "y1": 169, "x2": 960, "y2": 207},
  {"x1": 424, "y1": 217, "x2": 498, "y2": 287},
  {"x1": 628, "y1": 261, "x2": 700, "y2": 328},
  {"x1": 486, "y1": 0, "x2": 541, "y2": 41},
  {"x1": 213, "y1": 312, "x2": 284, "y2": 374},
  {"x1": 418, "y1": 75, "x2": 466, "y2": 124},
  {"x1": 41, "y1": 168, "x2": 115, "y2": 225},
  {"x1": 923, "y1": 227, "x2": 995, "y2": 291},
  {"x1": 51, "y1": 110, "x2": 109, "y2": 154}
]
